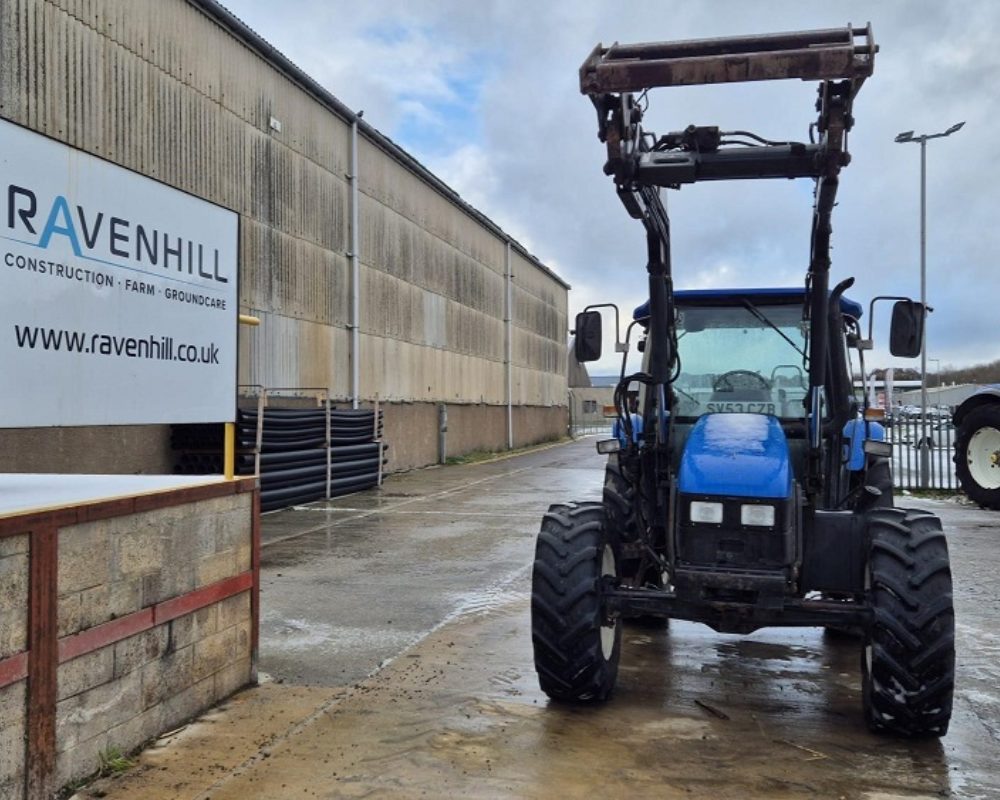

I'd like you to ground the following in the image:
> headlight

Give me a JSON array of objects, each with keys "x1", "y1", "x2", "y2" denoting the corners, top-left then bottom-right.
[
  {"x1": 740, "y1": 504, "x2": 776, "y2": 527},
  {"x1": 690, "y1": 500, "x2": 723, "y2": 524}
]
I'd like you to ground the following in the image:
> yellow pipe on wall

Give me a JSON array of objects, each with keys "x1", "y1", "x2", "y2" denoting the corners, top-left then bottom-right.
[
  {"x1": 227, "y1": 313, "x2": 260, "y2": 478},
  {"x1": 224, "y1": 421, "x2": 236, "y2": 480}
]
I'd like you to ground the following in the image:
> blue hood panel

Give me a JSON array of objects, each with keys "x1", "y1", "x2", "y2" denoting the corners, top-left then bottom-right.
[{"x1": 678, "y1": 413, "x2": 793, "y2": 499}]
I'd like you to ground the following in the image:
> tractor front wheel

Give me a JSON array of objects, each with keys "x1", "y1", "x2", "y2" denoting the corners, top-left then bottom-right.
[
  {"x1": 862, "y1": 507, "x2": 954, "y2": 737},
  {"x1": 531, "y1": 501, "x2": 622, "y2": 701}
]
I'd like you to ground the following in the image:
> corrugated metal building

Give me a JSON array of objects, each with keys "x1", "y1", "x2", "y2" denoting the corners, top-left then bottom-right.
[{"x1": 0, "y1": 0, "x2": 569, "y2": 473}]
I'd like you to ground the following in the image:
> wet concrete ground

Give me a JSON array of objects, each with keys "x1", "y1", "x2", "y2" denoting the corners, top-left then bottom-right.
[{"x1": 80, "y1": 438, "x2": 999, "y2": 799}]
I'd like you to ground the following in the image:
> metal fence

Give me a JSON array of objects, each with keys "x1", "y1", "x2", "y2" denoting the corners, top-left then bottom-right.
[{"x1": 886, "y1": 418, "x2": 957, "y2": 492}]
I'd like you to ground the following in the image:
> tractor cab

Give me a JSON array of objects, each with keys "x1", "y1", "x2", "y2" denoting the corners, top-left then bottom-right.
[{"x1": 631, "y1": 287, "x2": 867, "y2": 501}]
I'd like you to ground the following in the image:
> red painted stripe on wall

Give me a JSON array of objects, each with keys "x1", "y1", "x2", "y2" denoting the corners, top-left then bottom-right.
[
  {"x1": 55, "y1": 572, "x2": 254, "y2": 664},
  {"x1": 153, "y1": 573, "x2": 253, "y2": 625},
  {"x1": 58, "y1": 608, "x2": 154, "y2": 664},
  {"x1": 0, "y1": 651, "x2": 29, "y2": 688}
]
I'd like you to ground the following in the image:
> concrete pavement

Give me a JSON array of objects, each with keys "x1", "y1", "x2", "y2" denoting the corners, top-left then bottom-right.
[{"x1": 75, "y1": 438, "x2": 1000, "y2": 799}]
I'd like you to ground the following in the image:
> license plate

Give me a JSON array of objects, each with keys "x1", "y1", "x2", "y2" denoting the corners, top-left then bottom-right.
[{"x1": 706, "y1": 402, "x2": 776, "y2": 414}]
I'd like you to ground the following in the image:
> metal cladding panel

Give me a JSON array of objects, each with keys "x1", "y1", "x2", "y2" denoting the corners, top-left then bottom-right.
[
  {"x1": 510, "y1": 365, "x2": 566, "y2": 408},
  {"x1": 511, "y1": 248, "x2": 566, "y2": 311},
  {"x1": 359, "y1": 193, "x2": 506, "y2": 319},
  {"x1": 360, "y1": 334, "x2": 505, "y2": 404},
  {"x1": 241, "y1": 218, "x2": 350, "y2": 325},
  {"x1": 247, "y1": 134, "x2": 349, "y2": 253},
  {"x1": 512, "y1": 329, "x2": 566, "y2": 392},
  {"x1": 240, "y1": 310, "x2": 349, "y2": 396},
  {"x1": 361, "y1": 266, "x2": 419, "y2": 344},
  {"x1": 509, "y1": 245, "x2": 567, "y2": 387},
  {"x1": 0, "y1": 0, "x2": 567, "y2": 408},
  {"x1": 358, "y1": 138, "x2": 503, "y2": 272}
]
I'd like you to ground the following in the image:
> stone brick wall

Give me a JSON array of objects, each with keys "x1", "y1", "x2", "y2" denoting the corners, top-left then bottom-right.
[
  {"x1": 57, "y1": 497, "x2": 252, "y2": 636},
  {"x1": 55, "y1": 593, "x2": 252, "y2": 787},
  {"x1": 0, "y1": 479, "x2": 258, "y2": 800},
  {"x1": 54, "y1": 493, "x2": 254, "y2": 788}
]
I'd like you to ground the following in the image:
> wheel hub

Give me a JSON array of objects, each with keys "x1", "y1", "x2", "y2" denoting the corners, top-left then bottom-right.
[
  {"x1": 967, "y1": 425, "x2": 1000, "y2": 490},
  {"x1": 600, "y1": 544, "x2": 617, "y2": 659}
]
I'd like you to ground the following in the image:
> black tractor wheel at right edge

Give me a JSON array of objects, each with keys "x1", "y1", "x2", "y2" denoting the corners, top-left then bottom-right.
[
  {"x1": 531, "y1": 501, "x2": 622, "y2": 702},
  {"x1": 862, "y1": 507, "x2": 954, "y2": 737},
  {"x1": 954, "y1": 404, "x2": 1000, "y2": 509}
]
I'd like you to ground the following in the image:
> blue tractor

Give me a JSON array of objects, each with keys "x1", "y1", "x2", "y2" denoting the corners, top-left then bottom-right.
[{"x1": 531, "y1": 26, "x2": 955, "y2": 736}]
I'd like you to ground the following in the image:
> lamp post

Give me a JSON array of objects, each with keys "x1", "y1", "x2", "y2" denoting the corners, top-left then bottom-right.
[
  {"x1": 929, "y1": 357, "x2": 941, "y2": 389},
  {"x1": 895, "y1": 122, "x2": 964, "y2": 487}
]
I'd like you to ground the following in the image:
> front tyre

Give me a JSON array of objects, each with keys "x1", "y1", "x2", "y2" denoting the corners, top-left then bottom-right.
[
  {"x1": 954, "y1": 404, "x2": 1000, "y2": 509},
  {"x1": 862, "y1": 508, "x2": 955, "y2": 737},
  {"x1": 531, "y1": 501, "x2": 622, "y2": 701}
]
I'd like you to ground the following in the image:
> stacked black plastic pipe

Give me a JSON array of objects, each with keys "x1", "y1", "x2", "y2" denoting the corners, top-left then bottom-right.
[{"x1": 171, "y1": 407, "x2": 386, "y2": 511}]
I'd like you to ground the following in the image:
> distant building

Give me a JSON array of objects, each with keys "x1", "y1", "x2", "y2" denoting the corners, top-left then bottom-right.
[{"x1": 895, "y1": 384, "x2": 982, "y2": 410}]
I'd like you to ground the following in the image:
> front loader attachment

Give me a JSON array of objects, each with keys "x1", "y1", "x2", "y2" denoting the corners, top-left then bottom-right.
[{"x1": 580, "y1": 25, "x2": 875, "y2": 94}]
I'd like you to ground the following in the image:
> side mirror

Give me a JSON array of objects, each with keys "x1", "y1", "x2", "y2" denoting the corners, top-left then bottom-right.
[
  {"x1": 889, "y1": 300, "x2": 924, "y2": 358},
  {"x1": 574, "y1": 310, "x2": 603, "y2": 362}
]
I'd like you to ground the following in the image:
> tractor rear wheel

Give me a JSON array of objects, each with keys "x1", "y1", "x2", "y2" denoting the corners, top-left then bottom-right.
[
  {"x1": 861, "y1": 457, "x2": 894, "y2": 510},
  {"x1": 862, "y1": 507, "x2": 954, "y2": 737},
  {"x1": 531, "y1": 501, "x2": 622, "y2": 701},
  {"x1": 603, "y1": 454, "x2": 664, "y2": 588},
  {"x1": 954, "y1": 404, "x2": 1000, "y2": 509},
  {"x1": 603, "y1": 454, "x2": 644, "y2": 583}
]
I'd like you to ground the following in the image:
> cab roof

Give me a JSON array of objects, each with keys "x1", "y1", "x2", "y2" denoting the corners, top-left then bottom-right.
[{"x1": 632, "y1": 287, "x2": 864, "y2": 322}]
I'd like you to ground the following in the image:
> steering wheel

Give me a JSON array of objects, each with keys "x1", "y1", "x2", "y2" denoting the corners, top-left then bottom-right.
[{"x1": 712, "y1": 370, "x2": 772, "y2": 393}]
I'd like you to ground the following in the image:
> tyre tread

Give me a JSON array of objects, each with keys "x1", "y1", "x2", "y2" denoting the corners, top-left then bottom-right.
[
  {"x1": 863, "y1": 507, "x2": 955, "y2": 737},
  {"x1": 531, "y1": 501, "x2": 621, "y2": 702}
]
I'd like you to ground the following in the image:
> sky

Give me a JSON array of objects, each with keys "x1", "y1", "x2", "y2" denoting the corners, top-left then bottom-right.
[{"x1": 221, "y1": 0, "x2": 999, "y2": 376}]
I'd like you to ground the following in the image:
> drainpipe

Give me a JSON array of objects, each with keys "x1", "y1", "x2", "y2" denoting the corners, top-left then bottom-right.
[
  {"x1": 505, "y1": 241, "x2": 513, "y2": 449},
  {"x1": 438, "y1": 403, "x2": 448, "y2": 464},
  {"x1": 348, "y1": 116, "x2": 361, "y2": 409}
]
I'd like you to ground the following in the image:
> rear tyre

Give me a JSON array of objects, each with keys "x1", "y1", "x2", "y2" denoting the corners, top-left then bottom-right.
[
  {"x1": 954, "y1": 404, "x2": 1000, "y2": 509},
  {"x1": 861, "y1": 457, "x2": 894, "y2": 510},
  {"x1": 531, "y1": 501, "x2": 622, "y2": 701},
  {"x1": 603, "y1": 455, "x2": 668, "y2": 627},
  {"x1": 603, "y1": 454, "x2": 642, "y2": 583},
  {"x1": 862, "y1": 508, "x2": 954, "y2": 737}
]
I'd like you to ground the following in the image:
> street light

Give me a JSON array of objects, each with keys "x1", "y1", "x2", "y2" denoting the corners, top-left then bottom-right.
[{"x1": 895, "y1": 121, "x2": 964, "y2": 487}]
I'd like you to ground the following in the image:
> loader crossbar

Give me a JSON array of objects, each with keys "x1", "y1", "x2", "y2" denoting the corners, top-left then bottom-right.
[{"x1": 580, "y1": 25, "x2": 875, "y2": 94}]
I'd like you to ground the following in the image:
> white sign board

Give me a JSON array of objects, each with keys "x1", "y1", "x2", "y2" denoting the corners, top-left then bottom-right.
[{"x1": 0, "y1": 119, "x2": 238, "y2": 426}]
